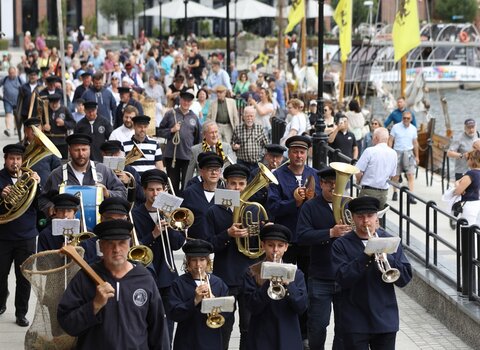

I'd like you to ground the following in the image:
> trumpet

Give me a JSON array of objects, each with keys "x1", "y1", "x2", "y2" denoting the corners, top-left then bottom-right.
[
  {"x1": 68, "y1": 192, "x2": 96, "y2": 246},
  {"x1": 199, "y1": 268, "x2": 225, "y2": 329},
  {"x1": 267, "y1": 253, "x2": 286, "y2": 300},
  {"x1": 365, "y1": 226, "x2": 401, "y2": 283}
]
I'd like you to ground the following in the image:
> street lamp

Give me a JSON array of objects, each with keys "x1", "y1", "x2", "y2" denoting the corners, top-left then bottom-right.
[
  {"x1": 312, "y1": 0, "x2": 327, "y2": 170},
  {"x1": 226, "y1": 0, "x2": 231, "y2": 74},
  {"x1": 158, "y1": 0, "x2": 163, "y2": 40},
  {"x1": 184, "y1": 0, "x2": 188, "y2": 40},
  {"x1": 132, "y1": 1, "x2": 136, "y2": 39}
]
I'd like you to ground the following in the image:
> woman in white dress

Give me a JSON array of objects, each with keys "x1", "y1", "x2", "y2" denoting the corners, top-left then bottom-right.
[{"x1": 280, "y1": 98, "x2": 308, "y2": 146}]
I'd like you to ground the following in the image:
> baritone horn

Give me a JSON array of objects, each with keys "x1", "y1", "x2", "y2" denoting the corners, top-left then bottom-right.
[
  {"x1": 0, "y1": 125, "x2": 62, "y2": 224},
  {"x1": 330, "y1": 162, "x2": 359, "y2": 224},
  {"x1": 232, "y1": 163, "x2": 278, "y2": 259},
  {"x1": 365, "y1": 226, "x2": 401, "y2": 283}
]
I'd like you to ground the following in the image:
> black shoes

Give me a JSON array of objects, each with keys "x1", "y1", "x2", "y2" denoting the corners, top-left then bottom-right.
[
  {"x1": 392, "y1": 192, "x2": 398, "y2": 201},
  {"x1": 0, "y1": 305, "x2": 5, "y2": 315},
  {"x1": 16, "y1": 315, "x2": 29, "y2": 327}
]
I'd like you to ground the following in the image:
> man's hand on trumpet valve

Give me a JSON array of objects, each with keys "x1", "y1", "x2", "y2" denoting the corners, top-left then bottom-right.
[
  {"x1": 93, "y1": 282, "x2": 115, "y2": 315},
  {"x1": 293, "y1": 187, "x2": 307, "y2": 206},
  {"x1": 227, "y1": 223, "x2": 248, "y2": 238},
  {"x1": 194, "y1": 283, "x2": 210, "y2": 305},
  {"x1": 329, "y1": 223, "x2": 351, "y2": 238}
]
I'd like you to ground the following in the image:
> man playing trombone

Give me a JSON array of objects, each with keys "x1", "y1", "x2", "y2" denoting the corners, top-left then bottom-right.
[
  {"x1": 131, "y1": 169, "x2": 186, "y2": 340},
  {"x1": 332, "y1": 197, "x2": 412, "y2": 349}
]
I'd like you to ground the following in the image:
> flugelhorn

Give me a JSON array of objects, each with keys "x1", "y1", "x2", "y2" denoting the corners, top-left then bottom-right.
[
  {"x1": 267, "y1": 253, "x2": 286, "y2": 300},
  {"x1": 233, "y1": 163, "x2": 278, "y2": 259},
  {"x1": 199, "y1": 268, "x2": 225, "y2": 329},
  {"x1": 365, "y1": 226, "x2": 401, "y2": 283}
]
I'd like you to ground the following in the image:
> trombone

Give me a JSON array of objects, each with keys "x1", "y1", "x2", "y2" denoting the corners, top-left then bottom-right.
[
  {"x1": 199, "y1": 267, "x2": 225, "y2": 329},
  {"x1": 127, "y1": 208, "x2": 153, "y2": 266},
  {"x1": 365, "y1": 226, "x2": 401, "y2": 283}
]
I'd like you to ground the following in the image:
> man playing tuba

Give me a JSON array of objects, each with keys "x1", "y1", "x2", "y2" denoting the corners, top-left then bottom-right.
[{"x1": 0, "y1": 144, "x2": 41, "y2": 327}]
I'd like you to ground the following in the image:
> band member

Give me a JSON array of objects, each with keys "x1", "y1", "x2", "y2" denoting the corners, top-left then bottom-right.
[
  {"x1": 72, "y1": 71, "x2": 92, "y2": 102},
  {"x1": 248, "y1": 143, "x2": 287, "y2": 207},
  {"x1": 123, "y1": 115, "x2": 164, "y2": 175},
  {"x1": 182, "y1": 152, "x2": 224, "y2": 239},
  {"x1": 157, "y1": 90, "x2": 201, "y2": 195},
  {"x1": 332, "y1": 196, "x2": 412, "y2": 349},
  {"x1": 267, "y1": 135, "x2": 320, "y2": 264},
  {"x1": 100, "y1": 140, "x2": 144, "y2": 204},
  {"x1": 39, "y1": 75, "x2": 64, "y2": 104},
  {"x1": 57, "y1": 220, "x2": 170, "y2": 349},
  {"x1": 37, "y1": 193, "x2": 80, "y2": 252},
  {"x1": 169, "y1": 239, "x2": 230, "y2": 350},
  {"x1": 42, "y1": 93, "x2": 76, "y2": 159},
  {"x1": 297, "y1": 167, "x2": 351, "y2": 349},
  {"x1": 204, "y1": 164, "x2": 260, "y2": 350},
  {"x1": 80, "y1": 196, "x2": 131, "y2": 264},
  {"x1": 74, "y1": 100, "x2": 113, "y2": 162},
  {"x1": 39, "y1": 134, "x2": 127, "y2": 216},
  {"x1": 22, "y1": 117, "x2": 61, "y2": 187},
  {"x1": 16, "y1": 67, "x2": 42, "y2": 139},
  {"x1": 114, "y1": 87, "x2": 144, "y2": 129},
  {"x1": 132, "y1": 169, "x2": 186, "y2": 339},
  {"x1": 0, "y1": 144, "x2": 41, "y2": 327},
  {"x1": 243, "y1": 224, "x2": 308, "y2": 350}
]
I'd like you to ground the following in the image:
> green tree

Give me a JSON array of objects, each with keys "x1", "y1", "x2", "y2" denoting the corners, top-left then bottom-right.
[
  {"x1": 98, "y1": 0, "x2": 142, "y2": 35},
  {"x1": 435, "y1": 0, "x2": 477, "y2": 22},
  {"x1": 331, "y1": 0, "x2": 379, "y2": 29}
]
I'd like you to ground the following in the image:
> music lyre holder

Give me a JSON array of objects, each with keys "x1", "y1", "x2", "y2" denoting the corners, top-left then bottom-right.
[
  {"x1": 200, "y1": 296, "x2": 235, "y2": 314},
  {"x1": 260, "y1": 262, "x2": 297, "y2": 282}
]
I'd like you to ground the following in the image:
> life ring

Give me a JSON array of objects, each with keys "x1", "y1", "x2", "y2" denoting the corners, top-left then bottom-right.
[{"x1": 459, "y1": 31, "x2": 469, "y2": 43}]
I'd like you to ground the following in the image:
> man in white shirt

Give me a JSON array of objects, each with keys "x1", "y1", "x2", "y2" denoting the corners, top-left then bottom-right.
[{"x1": 109, "y1": 105, "x2": 138, "y2": 143}]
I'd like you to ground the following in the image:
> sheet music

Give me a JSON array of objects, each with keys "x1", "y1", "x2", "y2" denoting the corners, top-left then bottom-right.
[
  {"x1": 52, "y1": 219, "x2": 80, "y2": 236},
  {"x1": 152, "y1": 192, "x2": 184, "y2": 215},
  {"x1": 214, "y1": 189, "x2": 240, "y2": 207},
  {"x1": 364, "y1": 236, "x2": 401, "y2": 255}
]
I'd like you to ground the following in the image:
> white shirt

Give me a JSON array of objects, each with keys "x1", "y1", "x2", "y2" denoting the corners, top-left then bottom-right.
[
  {"x1": 109, "y1": 125, "x2": 135, "y2": 144},
  {"x1": 356, "y1": 142, "x2": 397, "y2": 189}
]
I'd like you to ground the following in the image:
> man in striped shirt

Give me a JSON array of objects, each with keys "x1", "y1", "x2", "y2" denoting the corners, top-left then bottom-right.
[{"x1": 123, "y1": 115, "x2": 163, "y2": 175}]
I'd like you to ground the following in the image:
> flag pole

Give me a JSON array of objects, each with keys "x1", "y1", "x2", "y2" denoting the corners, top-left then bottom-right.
[
  {"x1": 339, "y1": 60, "x2": 346, "y2": 105},
  {"x1": 401, "y1": 55, "x2": 407, "y2": 97},
  {"x1": 301, "y1": 0, "x2": 307, "y2": 67}
]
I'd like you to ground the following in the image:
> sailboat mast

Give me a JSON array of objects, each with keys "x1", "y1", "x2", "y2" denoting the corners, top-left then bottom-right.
[
  {"x1": 301, "y1": 0, "x2": 307, "y2": 66},
  {"x1": 56, "y1": 0, "x2": 67, "y2": 105}
]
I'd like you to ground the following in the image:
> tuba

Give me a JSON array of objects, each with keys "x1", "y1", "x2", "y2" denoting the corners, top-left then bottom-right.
[
  {"x1": 0, "y1": 126, "x2": 62, "y2": 224},
  {"x1": 330, "y1": 162, "x2": 359, "y2": 224},
  {"x1": 366, "y1": 226, "x2": 401, "y2": 283},
  {"x1": 127, "y1": 209, "x2": 153, "y2": 266},
  {"x1": 232, "y1": 163, "x2": 278, "y2": 259}
]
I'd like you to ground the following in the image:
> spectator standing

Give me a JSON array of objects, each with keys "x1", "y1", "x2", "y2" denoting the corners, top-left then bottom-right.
[
  {"x1": 281, "y1": 98, "x2": 308, "y2": 145},
  {"x1": 0, "y1": 67, "x2": 23, "y2": 136},
  {"x1": 207, "y1": 85, "x2": 239, "y2": 144},
  {"x1": 249, "y1": 87, "x2": 274, "y2": 140},
  {"x1": 328, "y1": 114, "x2": 358, "y2": 163},
  {"x1": 447, "y1": 118, "x2": 479, "y2": 180},
  {"x1": 384, "y1": 96, "x2": 417, "y2": 128},
  {"x1": 453, "y1": 150, "x2": 480, "y2": 226},
  {"x1": 206, "y1": 60, "x2": 232, "y2": 100},
  {"x1": 345, "y1": 100, "x2": 366, "y2": 155},
  {"x1": 82, "y1": 72, "x2": 117, "y2": 125}
]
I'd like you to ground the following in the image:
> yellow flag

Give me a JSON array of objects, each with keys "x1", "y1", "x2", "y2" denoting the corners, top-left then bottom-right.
[
  {"x1": 284, "y1": 0, "x2": 305, "y2": 34},
  {"x1": 333, "y1": 0, "x2": 352, "y2": 63},
  {"x1": 392, "y1": 0, "x2": 421, "y2": 62}
]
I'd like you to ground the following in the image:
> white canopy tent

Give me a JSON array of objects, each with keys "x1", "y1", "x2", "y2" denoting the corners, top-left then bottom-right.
[
  {"x1": 142, "y1": 0, "x2": 224, "y2": 19},
  {"x1": 217, "y1": 0, "x2": 277, "y2": 20}
]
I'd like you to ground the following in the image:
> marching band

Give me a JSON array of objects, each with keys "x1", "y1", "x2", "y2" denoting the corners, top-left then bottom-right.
[{"x1": 0, "y1": 89, "x2": 414, "y2": 350}]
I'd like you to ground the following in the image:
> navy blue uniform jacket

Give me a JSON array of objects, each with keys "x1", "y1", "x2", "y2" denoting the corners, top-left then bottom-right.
[
  {"x1": 296, "y1": 193, "x2": 337, "y2": 279},
  {"x1": 205, "y1": 204, "x2": 262, "y2": 287},
  {"x1": 114, "y1": 99, "x2": 144, "y2": 129},
  {"x1": 169, "y1": 272, "x2": 229, "y2": 350},
  {"x1": 37, "y1": 224, "x2": 65, "y2": 252},
  {"x1": 57, "y1": 262, "x2": 170, "y2": 350},
  {"x1": 182, "y1": 181, "x2": 216, "y2": 240},
  {"x1": 243, "y1": 262, "x2": 307, "y2": 350},
  {"x1": 74, "y1": 115, "x2": 113, "y2": 162},
  {"x1": 332, "y1": 229, "x2": 412, "y2": 334},
  {"x1": 267, "y1": 164, "x2": 320, "y2": 243},
  {"x1": 132, "y1": 204, "x2": 185, "y2": 288},
  {"x1": 0, "y1": 168, "x2": 39, "y2": 240}
]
